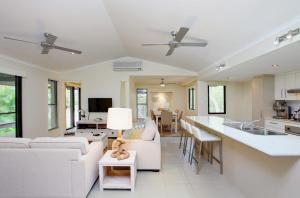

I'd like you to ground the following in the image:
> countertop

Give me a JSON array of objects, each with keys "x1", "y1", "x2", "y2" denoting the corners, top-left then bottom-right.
[
  {"x1": 186, "y1": 116, "x2": 300, "y2": 157},
  {"x1": 266, "y1": 117, "x2": 300, "y2": 127}
]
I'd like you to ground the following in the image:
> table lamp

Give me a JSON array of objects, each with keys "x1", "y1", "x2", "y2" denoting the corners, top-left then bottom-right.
[{"x1": 107, "y1": 108, "x2": 132, "y2": 140}]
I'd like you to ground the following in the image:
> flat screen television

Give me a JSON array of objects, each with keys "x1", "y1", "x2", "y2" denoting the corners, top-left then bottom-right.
[{"x1": 88, "y1": 98, "x2": 112, "y2": 112}]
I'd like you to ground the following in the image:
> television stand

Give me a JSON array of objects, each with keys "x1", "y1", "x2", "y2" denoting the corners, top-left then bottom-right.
[{"x1": 76, "y1": 120, "x2": 117, "y2": 138}]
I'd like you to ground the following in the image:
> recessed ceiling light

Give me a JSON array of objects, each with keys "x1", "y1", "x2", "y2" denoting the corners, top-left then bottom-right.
[
  {"x1": 71, "y1": 52, "x2": 75, "y2": 55},
  {"x1": 272, "y1": 64, "x2": 279, "y2": 68}
]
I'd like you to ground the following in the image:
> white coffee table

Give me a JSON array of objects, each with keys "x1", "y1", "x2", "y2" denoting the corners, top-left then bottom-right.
[
  {"x1": 75, "y1": 130, "x2": 108, "y2": 148},
  {"x1": 99, "y1": 150, "x2": 137, "y2": 191}
]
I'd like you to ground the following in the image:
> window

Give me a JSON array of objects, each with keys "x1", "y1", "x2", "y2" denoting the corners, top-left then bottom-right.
[
  {"x1": 0, "y1": 73, "x2": 22, "y2": 137},
  {"x1": 208, "y1": 85, "x2": 226, "y2": 114},
  {"x1": 48, "y1": 80, "x2": 58, "y2": 130},
  {"x1": 136, "y1": 89, "x2": 148, "y2": 119},
  {"x1": 188, "y1": 87, "x2": 196, "y2": 110},
  {"x1": 66, "y1": 86, "x2": 81, "y2": 129}
]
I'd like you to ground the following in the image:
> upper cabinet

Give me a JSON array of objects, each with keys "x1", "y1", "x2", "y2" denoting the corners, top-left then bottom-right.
[{"x1": 274, "y1": 73, "x2": 297, "y2": 100}]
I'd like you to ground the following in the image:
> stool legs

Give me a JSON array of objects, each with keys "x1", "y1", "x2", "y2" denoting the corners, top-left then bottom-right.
[
  {"x1": 197, "y1": 141, "x2": 203, "y2": 174},
  {"x1": 219, "y1": 140, "x2": 223, "y2": 174}
]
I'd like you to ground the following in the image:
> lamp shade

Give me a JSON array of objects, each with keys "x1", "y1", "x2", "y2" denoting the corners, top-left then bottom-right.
[{"x1": 107, "y1": 108, "x2": 132, "y2": 130}]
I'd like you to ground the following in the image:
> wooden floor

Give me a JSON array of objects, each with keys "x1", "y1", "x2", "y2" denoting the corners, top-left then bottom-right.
[{"x1": 159, "y1": 127, "x2": 183, "y2": 137}]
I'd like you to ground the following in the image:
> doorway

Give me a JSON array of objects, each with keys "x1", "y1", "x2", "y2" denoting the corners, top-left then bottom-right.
[{"x1": 65, "y1": 84, "x2": 81, "y2": 129}]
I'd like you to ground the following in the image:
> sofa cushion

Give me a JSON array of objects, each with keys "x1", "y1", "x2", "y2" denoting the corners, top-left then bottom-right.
[
  {"x1": 30, "y1": 137, "x2": 89, "y2": 155},
  {"x1": 124, "y1": 128, "x2": 144, "y2": 139},
  {"x1": 0, "y1": 138, "x2": 32, "y2": 148},
  {"x1": 141, "y1": 120, "x2": 157, "y2": 141}
]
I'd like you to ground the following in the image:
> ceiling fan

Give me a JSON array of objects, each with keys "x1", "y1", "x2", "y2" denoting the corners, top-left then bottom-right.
[
  {"x1": 3, "y1": 33, "x2": 82, "y2": 54},
  {"x1": 142, "y1": 27, "x2": 207, "y2": 56}
]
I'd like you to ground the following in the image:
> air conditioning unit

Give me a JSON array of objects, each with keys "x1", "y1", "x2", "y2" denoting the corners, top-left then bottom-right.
[{"x1": 113, "y1": 61, "x2": 143, "y2": 71}]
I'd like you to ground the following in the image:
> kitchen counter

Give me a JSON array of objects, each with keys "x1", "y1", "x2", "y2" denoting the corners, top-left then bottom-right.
[
  {"x1": 266, "y1": 117, "x2": 300, "y2": 127},
  {"x1": 186, "y1": 116, "x2": 300, "y2": 156}
]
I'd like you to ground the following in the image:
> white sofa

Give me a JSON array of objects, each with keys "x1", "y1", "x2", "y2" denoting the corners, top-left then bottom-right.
[
  {"x1": 123, "y1": 120, "x2": 161, "y2": 171},
  {"x1": 0, "y1": 137, "x2": 103, "y2": 198}
]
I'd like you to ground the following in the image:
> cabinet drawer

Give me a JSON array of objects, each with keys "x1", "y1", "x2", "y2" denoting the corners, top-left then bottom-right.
[{"x1": 265, "y1": 120, "x2": 285, "y2": 132}]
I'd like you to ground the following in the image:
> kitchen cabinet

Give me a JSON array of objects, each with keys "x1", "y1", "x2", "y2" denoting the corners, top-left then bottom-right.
[
  {"x1": 274, "y1": 73, "x2": 297, "y2": 100},
  {"x1": 296, "y1": 72, "x2": 300, "y2": 88}
]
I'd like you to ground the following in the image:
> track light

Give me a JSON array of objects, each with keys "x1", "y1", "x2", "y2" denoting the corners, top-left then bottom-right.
[
  {"x1": 274, "y1": 28, "x2": 299, "y2": 46},
  {"x1": 216, "y1": 64, "x2": 226, "y2": 72}
]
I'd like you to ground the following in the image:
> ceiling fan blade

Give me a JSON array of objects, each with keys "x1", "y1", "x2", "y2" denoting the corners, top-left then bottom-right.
[
  {"x1": 166, "y1": 47, "x2": 175, "y2": 56},
  {"x1": 53, "y1": 45, "x2": 82, "y2": 54},
  {"x1": 41, "y1": 47, "x2": 50, "y2": 54},
  {"x1": 175, "y1": 27, "x2": 189, "y2": 42},
  {"x1": 3, "y1": 36, "x2": 39, "y2": 45},
  {"x1": 141, "y1": 43, "x2": 169, "y2": 46},
  {"x1": 44, "y1": 33, "x2": 57, "y2": 45},
  {"x1": 180, "y1": 42, "x2": 208, "y2": 47}
]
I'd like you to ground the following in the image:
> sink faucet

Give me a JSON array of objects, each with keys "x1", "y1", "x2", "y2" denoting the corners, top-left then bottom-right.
[{"x1": 240, "y1": 120, "x2": 260, "y2": 130}]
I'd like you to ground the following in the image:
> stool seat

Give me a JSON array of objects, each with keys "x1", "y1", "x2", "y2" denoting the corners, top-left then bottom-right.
[
  {"x1": 191, "y1": 125, "x2": 223, "y2": 174},
  {"x1": 194, "y1": 129, "x2": 221, "y2": 142}
]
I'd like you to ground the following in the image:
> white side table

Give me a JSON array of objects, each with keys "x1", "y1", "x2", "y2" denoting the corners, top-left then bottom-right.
[{"x1": 99, "y1": 150, "x2": 137, "y2": 191}]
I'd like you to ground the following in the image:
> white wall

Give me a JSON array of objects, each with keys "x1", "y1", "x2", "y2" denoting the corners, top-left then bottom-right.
[
  {"x1": 197, "y1": 80, "x2": 253, "y2": 121},
  {"x1": 0, "y1": 55, "x2": 63, "y2": 138},
  {"x1": 59, "y1": 57, "x2": 196, "y2": 128}
]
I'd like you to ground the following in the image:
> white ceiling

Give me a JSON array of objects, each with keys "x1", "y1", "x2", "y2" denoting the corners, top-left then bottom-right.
[
  {"x1": 208, "y1": 41, "x2": 300, "y2": 81},
  {"x1": 0, "y1": 0, "x2": 300, "y2": 72},
  {"x1": 0, "y1": 0, "x2": 125, "y2": 71}
]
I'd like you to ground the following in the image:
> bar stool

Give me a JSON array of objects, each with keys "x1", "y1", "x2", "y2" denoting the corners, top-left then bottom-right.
[
  {"x1": 184, "y1": 122, "x2": 193, "y2": 161},
  {"x1": 191, "y1": 125, "x2": 223, "y2": 174},
  {"x1": 179, "y1": 119, "x2": 187, "y2": 149}
]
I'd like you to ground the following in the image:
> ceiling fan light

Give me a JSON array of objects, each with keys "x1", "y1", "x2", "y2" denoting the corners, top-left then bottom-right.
[{"x1": 160, "y1": 78, "x2": 165, "y2": 87}]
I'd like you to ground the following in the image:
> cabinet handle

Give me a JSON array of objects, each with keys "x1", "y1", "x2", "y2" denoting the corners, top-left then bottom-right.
[{"x1": 269, "y1": 122, "x2": 278, "y2": 125}]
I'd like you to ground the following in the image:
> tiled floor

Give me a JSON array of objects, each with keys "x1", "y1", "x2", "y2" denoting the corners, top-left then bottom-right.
[{"x1": 88, "y1": 137, "x2": 246, "y2": 198}]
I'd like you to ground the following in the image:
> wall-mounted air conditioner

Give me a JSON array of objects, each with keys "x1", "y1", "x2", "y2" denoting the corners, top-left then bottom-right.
[{"x1": 113, "y1": 61, "x2": 143, "y2": 71}]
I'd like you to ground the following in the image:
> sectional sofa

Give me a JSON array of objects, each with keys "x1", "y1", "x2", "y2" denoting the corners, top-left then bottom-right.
[{"x1": 0, "y1": 137, "x2": 103, "y2": 198}]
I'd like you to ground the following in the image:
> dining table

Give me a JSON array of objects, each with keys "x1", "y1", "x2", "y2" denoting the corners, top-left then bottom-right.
[{"x1": 154, "y1": 111, "x2": 178, "y2": 133}]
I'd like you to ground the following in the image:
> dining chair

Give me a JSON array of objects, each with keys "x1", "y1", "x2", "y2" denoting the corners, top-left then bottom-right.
[
  {"x1": 191, "y1": 125, "x2": 223, "y2": 174},
  {"x1": 150, "y1": 109, "x2": 155, "y2": 120},
  {"x1": 160, "y1": 110, "x2": 173, "y2": 135}
]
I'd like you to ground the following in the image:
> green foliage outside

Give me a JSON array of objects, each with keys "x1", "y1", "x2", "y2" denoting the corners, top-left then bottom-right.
[
  {"x1": 209, "y1": 86, "x2": 225, "y2": 113},
  {"x1": 0, "y1": 84, "x2": 16, "y2": 137}
]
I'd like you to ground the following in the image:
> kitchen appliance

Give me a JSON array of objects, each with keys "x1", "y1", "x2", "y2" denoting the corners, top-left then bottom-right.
[
  {"x1": 273, "y1": 100, "x2": 288, "y2": 119},
  {"x1": 285, "y1": 125, "x2": 300, "y2": 136}
]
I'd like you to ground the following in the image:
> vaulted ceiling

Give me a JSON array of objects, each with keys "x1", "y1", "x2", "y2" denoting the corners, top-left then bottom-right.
[{"x1": 0, "y1": 0, "x2": 300, "y2": 72}]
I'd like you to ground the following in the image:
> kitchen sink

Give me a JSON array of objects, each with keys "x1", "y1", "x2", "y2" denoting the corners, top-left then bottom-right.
[
  {"x1": 243, "y1": 128, "x2": 287, "y2": 135},
  {"x1": 223, "y1": 120, "x2": 287, "y2": 136}
]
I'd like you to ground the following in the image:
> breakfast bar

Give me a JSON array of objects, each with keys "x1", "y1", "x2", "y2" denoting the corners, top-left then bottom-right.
[
  {"x1": 186, "y1": 115, "x2": 300, "y2": 198},
  {"x1": 186, "y1": 116, "x2": 300, "y2": 156}
]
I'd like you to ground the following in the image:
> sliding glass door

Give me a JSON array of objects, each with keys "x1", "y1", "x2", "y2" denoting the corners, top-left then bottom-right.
[
  {"x1": 66, "y1": 86, "x2": 81, "y2": 129},
  {"x1": 0, "y1": 73, "x2": 22, "y2": 137}
]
